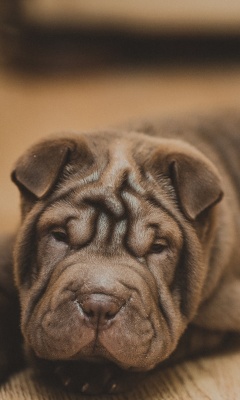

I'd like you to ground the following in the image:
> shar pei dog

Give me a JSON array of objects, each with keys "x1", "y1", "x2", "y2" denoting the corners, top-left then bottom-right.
[{"x1": 0, "y1": 114, "x2": 240, "y2": 394}]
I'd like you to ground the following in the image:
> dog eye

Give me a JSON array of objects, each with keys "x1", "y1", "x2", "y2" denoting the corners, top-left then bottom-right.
[
  {"x1": 51, "y1": 230, "x2": 68, "y2": 243},
  {"x1": 149, "y1": 241, "x2": 167, "y2": 254}
]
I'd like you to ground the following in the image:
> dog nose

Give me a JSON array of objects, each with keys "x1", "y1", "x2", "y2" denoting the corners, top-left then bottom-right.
[{"x1": 77, "y1": 294, "x2": 124, "y2": 329}]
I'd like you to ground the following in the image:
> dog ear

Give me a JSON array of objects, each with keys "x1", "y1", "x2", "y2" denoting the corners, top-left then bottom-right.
[
  {"x1": 150, "y1": 140, "x2": 224, "y2": 220},
  {"x1": 169, "y1": 153, "x2": 223, "y2": 220},
  {"x1": 11, "y1": 136, "x2": 92, "y2": 199}
]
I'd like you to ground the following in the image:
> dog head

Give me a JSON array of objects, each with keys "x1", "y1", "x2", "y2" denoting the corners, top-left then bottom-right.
[{"x1": 12, "y1": 130, "x2": 223, "y2": 371}]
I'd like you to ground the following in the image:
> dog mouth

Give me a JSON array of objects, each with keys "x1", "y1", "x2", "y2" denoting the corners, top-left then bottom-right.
[
  {"x1": 23, "y1": 260, "x2": 171, "y2": 371},
  {"x1": 46, "y1": 302, "x2": 158, "y2": 370},
  {"x1": 70, "y1": 340, "x2": 133, "y2": 370},
  {"x1": 68, "y1": 294, "x2": 138, "y2": 369},
  {"x1": 26, "y1": 287, "x2": 166, "y2": 371}
]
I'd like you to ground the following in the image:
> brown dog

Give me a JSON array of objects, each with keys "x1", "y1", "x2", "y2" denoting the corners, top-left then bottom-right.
[{"x1": 0, "y1": 114, "x2": 240, "y2": 394}]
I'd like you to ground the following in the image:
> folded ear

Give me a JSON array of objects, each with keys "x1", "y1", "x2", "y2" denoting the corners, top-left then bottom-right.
[
  {"x1": 150, "y1": 140, "x2": 224, "y2": 220},
  {"x1": 11, "y1": 136, "x2": 92, "y2": 199}
]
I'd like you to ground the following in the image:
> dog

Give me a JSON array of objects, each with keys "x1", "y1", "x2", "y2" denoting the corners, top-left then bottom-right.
[{"x1": 0, "y1": 113, "x2": 240, "y2": 394}]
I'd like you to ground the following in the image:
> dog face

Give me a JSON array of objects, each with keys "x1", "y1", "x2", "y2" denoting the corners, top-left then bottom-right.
[{"x1": 12, "y1": 130, "x2": 223, "y2": 371}]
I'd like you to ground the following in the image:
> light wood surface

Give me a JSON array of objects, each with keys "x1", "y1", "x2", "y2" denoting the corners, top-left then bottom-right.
[{"x1": 1, "y1": 64, "x2": 240, "y2": 398}]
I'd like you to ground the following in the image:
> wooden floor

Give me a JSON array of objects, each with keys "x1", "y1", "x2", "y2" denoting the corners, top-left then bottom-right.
[{"x1": 1, "y1": 63, "x2": 240, "y2": 399}]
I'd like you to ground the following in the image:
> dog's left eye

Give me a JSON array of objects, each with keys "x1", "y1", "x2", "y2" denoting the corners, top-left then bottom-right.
[
  {"x1": 149, "y1": 241, "x2": 167, "y2": 254},
  {"x1": 51, "y1": 230, "x2": 68, "y2": 244}
]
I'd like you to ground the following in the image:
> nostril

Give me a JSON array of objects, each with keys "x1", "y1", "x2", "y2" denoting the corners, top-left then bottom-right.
[
  {"x1": 105, "y1": 311, "x2": 115, "y2": 320},
  {"x1": 84, "y1": 309, "x2": 94, "y2": 319}
]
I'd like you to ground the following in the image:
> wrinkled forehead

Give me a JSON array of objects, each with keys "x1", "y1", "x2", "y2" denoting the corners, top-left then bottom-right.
[
  {"x1": 38, "y1": 196, "x2": 182, "y2": 257},
  {"x1": 54, "y1": 138, "x2": 176, "y2": 216},
  {"x1": 37, "y1": 143, "x2": 182, "y2": 255}
]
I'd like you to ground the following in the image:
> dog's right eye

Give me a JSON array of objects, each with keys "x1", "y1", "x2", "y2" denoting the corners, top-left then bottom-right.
[
  {"x1": 51, "y1": 230, "x2": 68, "y2": 244},
  {"x1": 149, "y1": 239, "x2": 168, "y2": 254}
]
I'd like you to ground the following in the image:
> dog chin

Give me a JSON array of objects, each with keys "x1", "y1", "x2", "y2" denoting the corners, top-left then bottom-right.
[
  {"x1": 30, "y1": 333, "x2": 163, "y2": 372},
  {"x1": 68, "y1": 342, "x2": 153, "y2": 371}
]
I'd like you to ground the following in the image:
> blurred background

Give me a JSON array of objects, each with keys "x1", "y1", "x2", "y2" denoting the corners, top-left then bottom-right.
[{"x1": 1, "y1": 0, "x2": 240, "y2": 234}]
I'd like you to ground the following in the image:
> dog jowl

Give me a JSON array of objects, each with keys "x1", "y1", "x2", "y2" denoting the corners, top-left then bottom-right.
[{"x1": 1, "y1": 121, "x2": 240, "y2": 394}]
